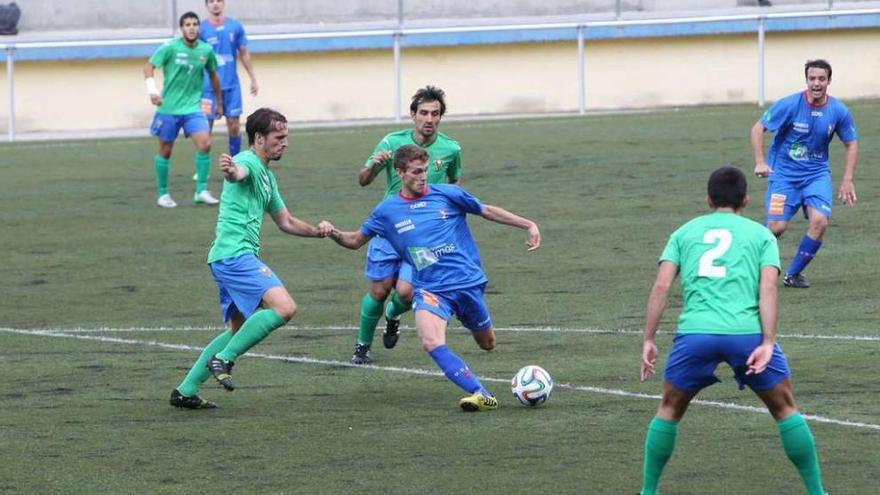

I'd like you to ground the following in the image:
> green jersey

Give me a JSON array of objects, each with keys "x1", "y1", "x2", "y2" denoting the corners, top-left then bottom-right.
[
  {"x1": 207, "y1": 150, "x2": 286, "y2": 264},
  {"x1": 660, "y1": 211, "x2": 780, "y2": 335},
  {"x1": 365, "y1": 130, "x2": 462, "y2": 197},
  {"x1": 149, "y1": 38, "x2": 217, "y2": 115}
]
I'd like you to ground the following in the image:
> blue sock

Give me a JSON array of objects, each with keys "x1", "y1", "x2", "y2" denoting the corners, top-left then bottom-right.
[
  {"x1": 428, "y1": 345, "x2": 488, "y2": 395},
  {"x1": 787, "y1": 235, "x2": 822, "y2": 276},
  {"x1": 229, "y1": 136, "x2": 242, "y2": 156}
]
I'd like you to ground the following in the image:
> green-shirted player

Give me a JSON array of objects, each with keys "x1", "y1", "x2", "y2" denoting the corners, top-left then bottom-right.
[
  {"x1": 350, "y1": 86, "x2": 463, "y2": 364},
  {"x1": 638, "y1": 166, "x2": 827, "y2": 495},
  {"x1": 144, "y1": 11, "x2": 223, "y2": 209},
  {"x1": 170, "y1": 108, "x2": 333, "y2": 409}
]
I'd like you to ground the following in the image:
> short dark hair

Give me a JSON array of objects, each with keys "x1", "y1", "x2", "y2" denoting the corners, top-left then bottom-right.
[
  {"x1": 707, "y1": 166, "x2": 747, "y2": 209},
  {"x1": 410, "y1": 86, "x2": 447, "y2": 116},
  {"x1": 804, "y1": 59, "x2": 832, "y2": 80},
  {"x1": 245, "y1": 108, "x2": 288, "y2": 145},
  {"x1": 179, "y1": 11, "x2": 200, "y2": 27},
  {"x1": 393, "y1": 144, "x2": 429, "y2": 171}
]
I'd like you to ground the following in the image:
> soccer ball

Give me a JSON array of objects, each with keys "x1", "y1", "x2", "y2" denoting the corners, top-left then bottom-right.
[{"x1": 511, "y1": 365, "x2": 553, "y2": 407}]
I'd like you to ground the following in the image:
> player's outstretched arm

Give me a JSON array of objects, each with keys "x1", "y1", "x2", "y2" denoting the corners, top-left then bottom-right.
[
  {"x1": 143, "y1": 62, "x2": 162, "y2": 106},
  {"x1": 751, "y1": 121, "x2": 772, "y2": 178},
  {"x1": 219, "y1": 153, "x2": 248, "y2": 182},
  {"x1": 641, "y1": 261, "x2": 677, "y2": 382},
  {"x1": 838, "y1": 140, "x2": 858, "y2": 206},
  {"x1": 746, "y1": 265, "x2": 780, "y2": 375},
  {"x1": 327, "y1": 229, "x2": 371, "y2": 250},
  {"x1": 480, "y1": 204, "x2": 541, "y2": 251},
  {"x1": 270, "y1": 210, "x2": 333, "y2": 238}
]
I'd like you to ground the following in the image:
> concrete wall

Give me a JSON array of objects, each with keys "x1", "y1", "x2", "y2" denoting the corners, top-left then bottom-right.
[{"x1": 1, "y1": 27, "x2": 878, "y2": 135}]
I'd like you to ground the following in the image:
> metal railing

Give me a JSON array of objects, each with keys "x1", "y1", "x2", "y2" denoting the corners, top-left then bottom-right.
[{"x1": 2, "y1": 7, "x2": 879, "y2": 141}]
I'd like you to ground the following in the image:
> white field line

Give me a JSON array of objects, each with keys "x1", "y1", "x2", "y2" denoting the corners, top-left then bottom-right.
[
  {"x1": 2, "y1": 327, "x2": 878, "y2": 431},
  {"x1": 5, "y1": 325, "x2": 878, "y2": 342}
]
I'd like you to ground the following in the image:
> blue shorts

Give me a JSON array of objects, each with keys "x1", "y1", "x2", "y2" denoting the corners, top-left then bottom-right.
[
  {"x1": 209, "y1": 253, "x2": 283, "y2": 323},
  {"x1": 363, "y1": 236, "x2": 412, "y2": 284},
  {"x1": 765, "y1": 173, "x2": 833, "y2": 222},
  {"x1": 412, "y1": 284, "x2": 493, "y2": 332},
  {"x1": 663, "y1": 333, "x2": 791, "y2": 393},
  {"x1": 201, "y1": 86, "x2": 243, "y2": 120},
  {"x1": 150, "y1": 112, "x2": 210, "y2": 143}
]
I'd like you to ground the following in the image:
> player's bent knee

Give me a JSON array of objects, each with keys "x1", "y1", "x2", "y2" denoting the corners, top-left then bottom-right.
[
  {"x1": 369, "y1": 284, "x2": 392, "y2": 302},
  {"x1": 475, "y1": 332, "x2": 495, "y2": 351}
]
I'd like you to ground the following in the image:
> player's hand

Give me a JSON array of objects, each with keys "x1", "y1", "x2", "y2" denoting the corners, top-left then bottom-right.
[
  {"x1": 525, "y1": 223, "x2": 541, "y2": 251},
  {"x1": 754, "y1": 162, "x2": 772, "y2": 178},
  {"x1": 745, "y1": 342, "x2": 774, "y2": 375},
  {"x1": 640, "y1": 339, "x2": 658, "y2": 381},
  {"x1": 370, "y1": 150, "x2": 392, "y2": 169},
  {"x1": 219, "y1": 153, "x2": 236, "y2": 180},
  {"x1": 150, "y1": 94, "x2": 162, "y2": 106},
  {"x1": 838, "y1": 180, "x2": 857, "y2": 206},
  {"x1": 316, "y1": 221, "x2": 336, "y2": 238},
  {"x1": 215, "y1": 103, "x2": 224, "y2": 121},
  {"x1": 250, "y1": 81, "x2": 259, "y2": 96}
]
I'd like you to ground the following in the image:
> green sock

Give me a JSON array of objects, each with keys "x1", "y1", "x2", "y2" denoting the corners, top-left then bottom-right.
[
  {"x1": 194, "y1": 151, "x2": 211, "y2": 193},
  {"x1": 641, "y1": 417, "x2": 678, "y2": 495},
  {"x1": 778, "y1": 413, "x2": 826, "y2": 495},
  {"x1": 154, "y1": 155, "x2": 170, "y2": 196},
  {"x1": 385, "y1": 291, "x2": 412, "y2": 320},
  {"x1": 216, "y1": 309, "x2": 286, "y2": 362},
  {"x1": 177, "y1": 330, "x2": 233, "y2": 396},
  {"x1": 357, "y1": 293, "x2": 384, "y2": 345}
]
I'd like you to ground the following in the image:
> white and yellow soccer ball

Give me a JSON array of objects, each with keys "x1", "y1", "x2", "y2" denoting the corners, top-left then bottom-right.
[{"x1": 511, "y1": 365, "x2": 553, "y2": 407}]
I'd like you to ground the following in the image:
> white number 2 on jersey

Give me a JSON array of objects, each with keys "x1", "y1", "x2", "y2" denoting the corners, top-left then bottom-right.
[{"x1": 698, "y1": 229, "x2": 732, "y2": 278}]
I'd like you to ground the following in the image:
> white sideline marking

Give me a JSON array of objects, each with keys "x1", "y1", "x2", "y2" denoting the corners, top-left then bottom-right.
[
  {"x1": 3, "y1": 327, "x2": 878, "y2": 431},
  {"x1": 8, "y1": 325, "x2": 880, "y2": 342}
]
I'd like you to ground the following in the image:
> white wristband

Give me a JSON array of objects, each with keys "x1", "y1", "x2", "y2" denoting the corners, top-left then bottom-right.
[{"x1": 145, "y1": 77, "x2": 160, "y2": 96}]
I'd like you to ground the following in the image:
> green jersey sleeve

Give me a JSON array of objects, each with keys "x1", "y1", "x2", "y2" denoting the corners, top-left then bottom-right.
[
  {"x1": 267, "y1": 181, "x2": 286, "y2": 214},
  {"x1": 205, "y1": 49, "x2": 218, "y2": 72},
  {"x1": 760, "y1": 230, "x2": 781, "y2": 270},
  {"x1": 149, "y1": 42, "x2": 171, "y2": 68},
  {"x1": 659, "y1": 231, "x2": 681, "y2": 266}
]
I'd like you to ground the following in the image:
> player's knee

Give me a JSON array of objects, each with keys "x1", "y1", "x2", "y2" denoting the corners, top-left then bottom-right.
[
  {"x1": 369, "y1": 284, "x2": 391, "y2": 301},
  {"x1": 767, "y1": 221, "x2": 787, "y2": 238},
  {"x1": 421, "y1": 338, "x2": 442, "y2": 353},
  {"x1": 274, "y1": 299, "x2": 297, "y2": 321},
  {"x1": 397, "y1": 284, "x2": 414, "y2": 303},
  {"x1": 476, "y1": 332, "x2": 495, "y2": 351},
  {"x1": 196, "y1": 141, "x2": 212, "y2": 153},
  {"x1": 809, "y1": 216, "x2": 828, "y2": 234}
]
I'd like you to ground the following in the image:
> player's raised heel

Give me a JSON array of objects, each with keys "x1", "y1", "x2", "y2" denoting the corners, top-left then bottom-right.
[
  {"x1": 783, "y1": 273, "x2": 810, "y2": 289},
  {"x1": 382, "y1": 316, "x2": 401, "y2": 349},
  {"x1": 194, "y1": 190, "x2": 220, "y2": 205},
  {"x1": 170, "y1": 389, "x2": 217, "y2": 409},
  {"x1": 206, "y1": 356, "x2": 235, "y2": 391},
  {"x1": 459, "y1": 391, "x2": 498, "y2": 412},
  {"x1": 350, "y1": 343, "x2": 372, "y2": 365},
  {"x1": 157, "y1": 194, "x2": 178, "y2": 208}
]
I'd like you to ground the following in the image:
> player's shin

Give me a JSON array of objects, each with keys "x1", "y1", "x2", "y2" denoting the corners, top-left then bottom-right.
[
  {"x1": 385, "y1": 291, "x2": 412, "y2": 320},
  {"x1": 786, "y1": 235, "x2": 822, "y2": 276},
  {"x1": 229, "y1": 136, "x2": 242, "y2": 156},
  {"x1": 357, "y1": 293, "x2": 384, "y2": 345},
  {"x1": 154, "y1": 155, "x2": 170, "y2": 196},
  {"x1": 428, "y1": 345, "x2": 487, "y2": 395},
  {"x1": 194, "y1": 151, "x2": 211, "y2": 193},
  {"x1": 177, "y1": 330, "x2": 233, "y2": 396},
  {"x1": 215, "y1": 309, "x2": 285, "y2": 362},
  {"x1": 641, "y1": 417, "x2": 678, "y2": 495},
  {"x1": 778, "y1": 413, "x2": 826, "y2": 495}
]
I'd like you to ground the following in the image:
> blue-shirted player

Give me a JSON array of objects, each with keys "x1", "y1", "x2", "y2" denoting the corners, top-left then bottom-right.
[
  {"x1": 200, "y1": 0, "x2": 258, "y2": 157},
  {"x1": 750, "y1": 59, "x2": 859, "y2": 289},
  {"x1": 323, "y1": 145, "x2": 541, "y2": 412}
]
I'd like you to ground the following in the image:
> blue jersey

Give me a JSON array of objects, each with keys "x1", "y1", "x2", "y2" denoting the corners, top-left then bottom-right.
[
  {"x1": 359, "y1": 184, "x2": 487, "y2": 292},
  {"x1": 760, "y1": 91, "x2": 857, "y2": 181},
  {"x1": 200, "y1": 17, "x2": 248, "y2": 90}
]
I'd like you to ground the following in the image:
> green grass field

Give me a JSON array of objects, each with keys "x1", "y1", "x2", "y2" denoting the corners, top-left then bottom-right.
[{"x1": 1, "y1": 103, "x2": 878, "y2": 494}]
